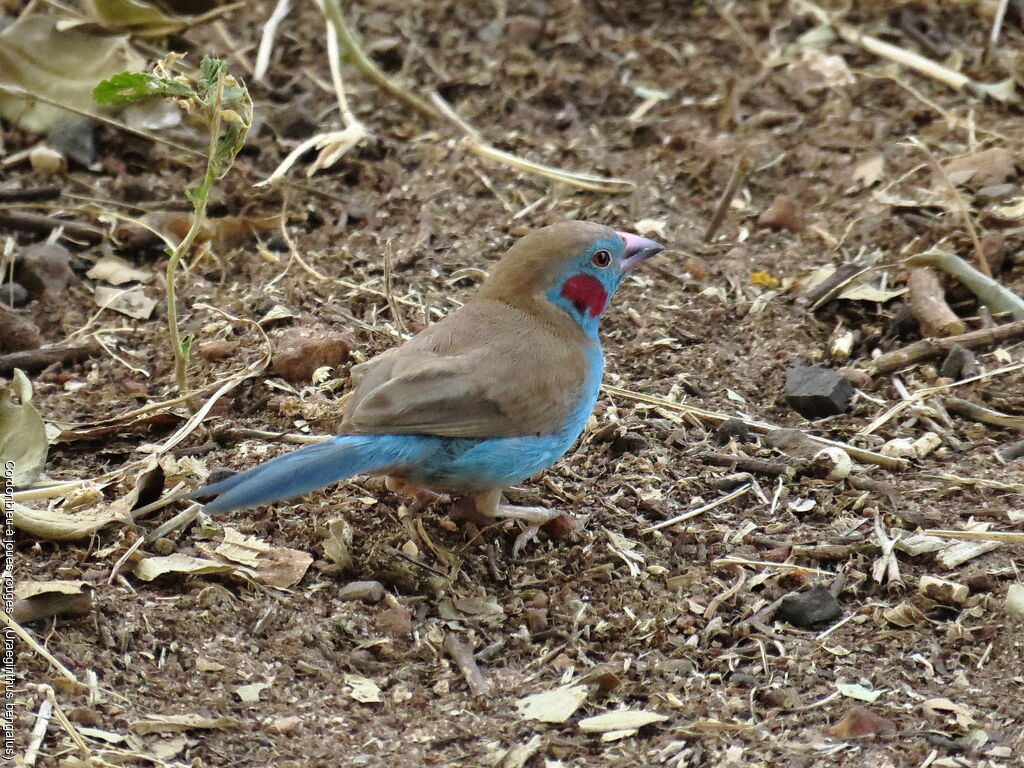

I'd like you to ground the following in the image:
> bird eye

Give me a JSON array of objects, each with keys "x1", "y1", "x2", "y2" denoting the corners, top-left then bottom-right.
[{"x1": 591, "y1": 249, "x2": 611, "y2": 268}]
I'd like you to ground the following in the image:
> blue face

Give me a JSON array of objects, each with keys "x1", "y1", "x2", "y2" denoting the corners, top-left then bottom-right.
[{"x1": 545, "y1": 235, "x2": 629, "y2": 337}]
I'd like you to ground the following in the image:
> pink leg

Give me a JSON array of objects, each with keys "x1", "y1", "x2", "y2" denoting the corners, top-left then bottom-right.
[{"x1": 472, "y1": 489, "x2": 567, "y2": 558}]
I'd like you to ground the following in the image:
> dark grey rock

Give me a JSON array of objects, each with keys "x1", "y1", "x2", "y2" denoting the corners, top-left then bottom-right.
[
  {"x1": 776, "y1": 585, "x2": 842, "y2": 628},
  {"x1": 0, "y1": 282, "x2": 28, "y2": 307},
  {"x1": 785, "y1": 365, "x2": 854, "y2": 419},
  {"x1": 716, "y1": 417, "x2": 751, "y2": 445}
]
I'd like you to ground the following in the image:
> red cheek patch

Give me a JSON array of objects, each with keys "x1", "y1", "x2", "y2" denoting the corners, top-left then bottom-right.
[{"x1": 560, "y1": 274, "x2": 608, "y2": 318}]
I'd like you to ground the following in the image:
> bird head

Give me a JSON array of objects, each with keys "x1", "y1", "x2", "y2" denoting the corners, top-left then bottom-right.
[{"x1": 479, "y1": 221, "x2": 664, "y2": 334}]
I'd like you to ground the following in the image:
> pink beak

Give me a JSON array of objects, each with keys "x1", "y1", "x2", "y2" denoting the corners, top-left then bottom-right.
[{"x1": 617, "y1": 231, "x2": 665, "y2": 271}]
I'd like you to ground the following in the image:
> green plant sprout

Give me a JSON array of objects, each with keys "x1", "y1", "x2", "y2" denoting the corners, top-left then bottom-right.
[{"x1": 94, "y1": 56, "x2": 252, "y2": 410}]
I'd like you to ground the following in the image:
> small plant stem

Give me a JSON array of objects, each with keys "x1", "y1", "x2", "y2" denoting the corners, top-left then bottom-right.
[{"x1": 167, "y1": 72, "x2": 226, "y2": 412}]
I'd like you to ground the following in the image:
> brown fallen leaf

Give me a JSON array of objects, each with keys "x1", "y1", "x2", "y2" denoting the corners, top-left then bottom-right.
[
  {"x1": 940, "y1": 147, "x2": 1015, "y2": 189},
  {"x1": 128, "y1": 713, "x2": 236, "y2": 736},
  {"x1": 12, "y1": 580, "x2": 93, "y2": 623},
  {"x1": 828, "y1": 706, "x2": 896, "y2": 738}
]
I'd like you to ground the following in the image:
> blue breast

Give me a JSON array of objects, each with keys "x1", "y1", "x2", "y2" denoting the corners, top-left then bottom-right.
[{"x1": 399, "y1": 339, "x2": 604, "y2": 492}]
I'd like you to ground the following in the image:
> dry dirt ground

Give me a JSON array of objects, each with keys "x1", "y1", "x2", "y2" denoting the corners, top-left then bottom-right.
[{"x1": 4, "y1": 1, "x2": 1024, "y2": 766}]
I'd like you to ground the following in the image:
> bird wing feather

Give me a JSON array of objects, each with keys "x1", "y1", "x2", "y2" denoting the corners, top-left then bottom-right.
[{"x1": 341, "y1": 299, "x2": 589, "y2": 438}]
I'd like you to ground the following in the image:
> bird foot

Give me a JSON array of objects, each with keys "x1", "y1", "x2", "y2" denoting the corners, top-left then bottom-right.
[{"x1": 492, "y1": 503, "x2": 566, "y2": 558}]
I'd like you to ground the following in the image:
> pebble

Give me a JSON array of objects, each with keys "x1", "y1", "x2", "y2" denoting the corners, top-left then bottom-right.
[
  {"x1": 0, "y1": 282, "x2": 29, "y2": 308},
  {"x1": 785, "y1": 364, "x2": 854, "y2": 418},
  {"x1": 775, "y1": 584, "x2": 842, "y2": 628},
  {"x1": 271, "y1": 327, "x2": 350, "y2": 383},
  {"x1": 757, "y1": 194, "x2": 805, "y2": 232},
  {"x1": 337, "y1": 580, "x2": 385, "y2": 604},
  {"x1": 17, "y1": 241, "x2": 72, "y2": 299}
]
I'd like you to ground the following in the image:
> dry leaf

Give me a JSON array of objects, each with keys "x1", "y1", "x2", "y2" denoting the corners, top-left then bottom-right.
[
  {"x1": 344, "y1": 674, "x2": 382, "y2": 704},
  {"x1": 0, "y1": 15, "x2": 139, "y2": 134},
  {"x1": 133, "y1": 553, "x2": 247, "y2": 581},
  {"x1": 579, "y1": 709, "x2": 669, "y2": 733},
  {"x1": 11, "y1": 579, "x2": 92, "y2": 623},
  {"x1": 87, "y1": 256, "x2": 153, "y2": 285},
  {"x1": 11, "y1": 497, "x2": 131, "y2": 541},
  {"x1": 852, "y1": 155, "x2": 885, "y2": 188},
  {"x1": 828, "y1": 706, "x2": 896, "y2": 738},
  {"x1": 940, "y1": 148, "x2": 1014, "y2": 189},
  {"x1": 323, "y1": 518, "x2": 353, "y2": 570},
  {"x1": 0, "y1": 368, "x2": 49, "y2": 486},
  {"x1": 516, "y1": 685, "x2": 589, "y2": 724},
  {"x1": 235, "y1": 682, "x2": 270, "y2": 703},
  {"x1": 128, "y1": 714, "x2": 236, "y2": 736},
  {"x1": 882, "y1": 602, "x2": 927, "y2": 627},
  {"x1": 94, "y1": 285, "x2": 157, "y2": 319},
  {"x1": 836, "y1": 682, "x2": 882, "y2": 703},
  {"x1": 922, "y1": 698, "x2": 974, "y2": 728},
  {"x1": 1006, "y1": 584, "x2": 1024, "y2": 621},
  {"x1": 213, "y1": 527, "x2": 312, "y2": 588}
]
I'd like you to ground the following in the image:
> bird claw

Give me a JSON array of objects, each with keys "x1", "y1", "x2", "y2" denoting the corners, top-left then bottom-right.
[{"x1": 492, "y1": 503, "x2": 564, "y2": 558}]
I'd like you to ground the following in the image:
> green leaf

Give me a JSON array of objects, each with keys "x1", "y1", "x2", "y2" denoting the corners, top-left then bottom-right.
[
  {"x1": 198, "y1": 56, "x2": 226, "y2": 92},
  {"x1": 93, "y1": 71, "x2": 191, "y2": 105},
  {"x1": 184, "y1": 186, "x2": 204, "y2": 206}
]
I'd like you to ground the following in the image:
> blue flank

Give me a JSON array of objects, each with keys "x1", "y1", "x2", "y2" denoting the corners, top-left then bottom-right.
[{"x1": 193, "y1": 234, "x2": 626, "y2": 514}]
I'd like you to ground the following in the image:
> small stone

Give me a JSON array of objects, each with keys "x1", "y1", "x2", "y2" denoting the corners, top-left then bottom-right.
[
  {"x1": 47, "y1": 117, "x2": 96, "y2": 167},
  {"x1": 784, "y1": 365, "x2": 854, "y2": 418},
  {"x1": 337, "y1": 580, "x2": 385, "y2": 604},
  {"x1": 609, "y1": 432, "x2": 648, "y2": 457},
  {"x1": 151, "y1": 538, "x2": 175, "y2": 555},
  {"x1": 716, "y1": 417, "x2": 751, "y2": 445},
  {"x1": 963, "y1": 573, "x2": 997, "y2": 594},
  {"x1": 66, "y1": 706, "x2": 100, "y2": 727},
  {"x1": 541, "y1": 514, "x2": 578, "y2": 541},
  {"x1": 775, "y1": 584, "x2": 842, "y2": 628},
  {"x1": 17, "y1": 242, "x2": 72, "y2": 299},
  {"x1": 1005, "y1": 584, "x2": 1024, "y2": 621},
  {"x1": 377, "y1": 604, "x2": 413, "y2": 636},
  {"x1": 29, "y1": 145, "x2": 66, "y2": 175},
  {"x1": 838, "y1": 367, "x2": 873, "y2": 390},
  {"x1": 526, "y1": 607, "x2": 548, "y2": 634},
  {"x1": 271, "y1": 327, "x2": 350, "y2": 383},
  {"x1": 808, "y1": 446, "x2": 852, "y2": 480},
  {"x1": 265, "y1": 715, "x2": 301, "y2": 735},
  {"x1": 880, "y1": 438, "x2": 917, "y2": 459},
  {"x1": 939, "y1": 344, "x2": 971, "y2": 380},
  {"x1": 197, "y1": 340, "x2": 238, "y2": 361},
  {"x1": 974, "y1": 183, "x2": 1019, "y2": 203},
  {"x1": 912, "y1": 432, "x2": 942, "y2": 459},
  {"x1": 757, "y1": 194, "x2": 804, "y2": 232},
  {"x1": 0, "y1": 306, "x2": 43, "y2": 352},
  {"x1": 0, "y1": 282, "x2": 29, "y2": 308}
]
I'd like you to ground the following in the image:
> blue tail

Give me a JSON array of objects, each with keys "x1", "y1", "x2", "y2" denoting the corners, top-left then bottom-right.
[{"x1": 188, "y1": 435, "x2": 434, "y2": 514}]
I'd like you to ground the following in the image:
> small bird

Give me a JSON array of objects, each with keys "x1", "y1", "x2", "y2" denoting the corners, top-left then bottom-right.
[{"x1": 190, "y1": 221, "x2": 664, "y2": 554}]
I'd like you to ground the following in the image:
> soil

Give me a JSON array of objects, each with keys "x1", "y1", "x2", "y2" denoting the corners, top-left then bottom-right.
[{"x1": 4, "y1": 1, "x2": 1024, "y2": 767}]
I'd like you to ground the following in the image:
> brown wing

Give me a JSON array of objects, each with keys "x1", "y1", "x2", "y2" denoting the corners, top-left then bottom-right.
[{"x1": 340, "y1": 299, "x2": 589, "y2": 438}]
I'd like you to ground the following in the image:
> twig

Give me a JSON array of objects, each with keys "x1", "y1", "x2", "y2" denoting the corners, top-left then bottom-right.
[
  {"x1": 711, "y1": 557, "x2": 835, "y2": 576},
  {"x1": 0, "y1": 342, "x2": 101, "y2": 376},
  {"x1": 924, "y1": 529, "x2": 1024, "y2": 545},
  {"x1": 316, "y1": 0, "x2": 633, "y2": 194},
  {"x1": 988, "y1": 0, "x2": 1010, "y2": 52},
  {"x1": 704, "y1": 155, "x2": 749, "y2": 242},
  {"x1": 945, "y1": 396, "x2": 1024, "y2": 431},
  {"x1": 907, "y1": 267, "x2": 966, "y2": 336},
  {"x1": 603, "y1": 384, "x2": 910, "y2": 471},
  {"x1": 443, "y1": 634, "x2": 492, "y2": 697},
  {"x1": 793, "y1": 0, "x2": 1016, "y2": 101},
  {"x1": 44, "y1": 685, "x2": 90, "y2": 759},
  {"x1": 383, "y1": 242, "x2": 410, "y2": 336},
  {"x1": 904, "y1": 250, "x2": 1024, "y2": 320},
  {"x1": 23, "y1": 697, "x2": 53, "y2": 767},
  {"x1": 0, "y1": 210, "x2": 105, "y2": 243},
  {"x1": 0, "y1": 186, "x2": 61, "y2": 203},
  {"x1": 868, "y1": 319, "x2": 1024, "y2": 374},
  {"x1": 643, "y1": 483, "x2": 752, "y2": 533},
  {"x1": 253, "y1": 0, "x2": 292, "y2": 81}
]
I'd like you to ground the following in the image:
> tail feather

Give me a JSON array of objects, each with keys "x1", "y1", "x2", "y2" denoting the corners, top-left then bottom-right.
[{"x1": 188, "y1": 434, "x2": 432, "y2": 514}]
